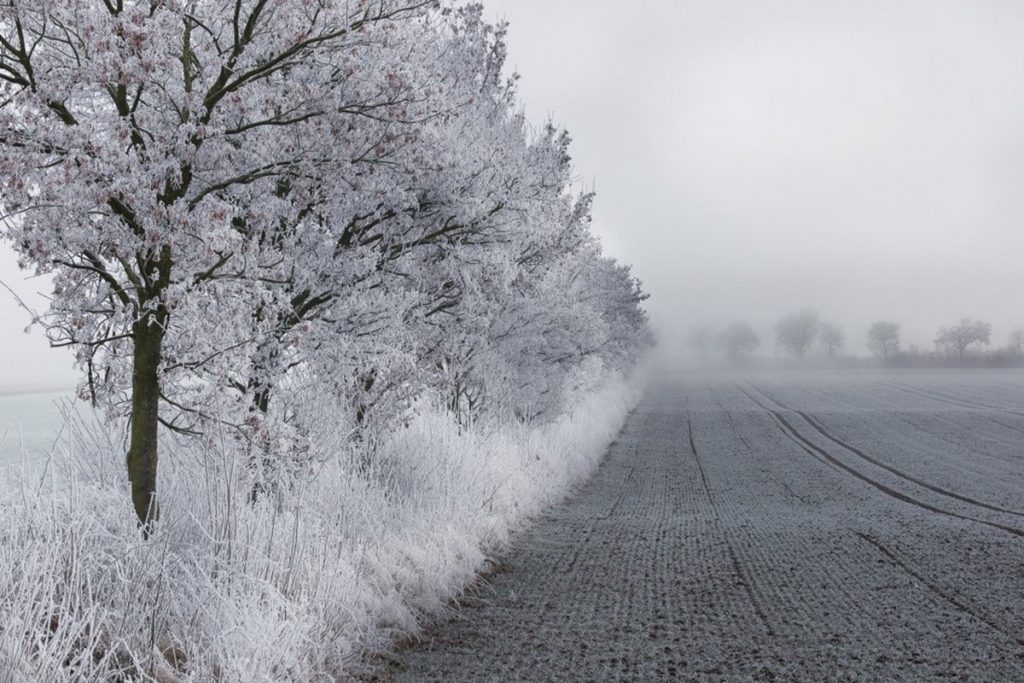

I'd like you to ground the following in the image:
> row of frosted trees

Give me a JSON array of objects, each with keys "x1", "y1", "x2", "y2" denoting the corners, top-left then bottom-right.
[
  {"x1": 0, "y1": 1, "x2": 651, "y2": 526},
  {"x1": 693, "y1": 312, "x2": 1014, "y2": 364}
]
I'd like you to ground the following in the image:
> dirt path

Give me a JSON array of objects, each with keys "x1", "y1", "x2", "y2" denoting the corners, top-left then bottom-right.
[{"x1": 383, "y1": 377, "x2": 1024, "y2": 681}]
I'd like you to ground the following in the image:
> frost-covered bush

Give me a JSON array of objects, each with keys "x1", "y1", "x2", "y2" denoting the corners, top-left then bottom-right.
[{"x1": 0, "y1": 374, "x2": 642, "y2": 681}]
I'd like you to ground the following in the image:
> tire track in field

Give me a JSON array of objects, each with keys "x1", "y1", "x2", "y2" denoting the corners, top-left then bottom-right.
[
  {"x1": 749, "y1": 383, "x2": 1024, "y2": 518},
  {"x1": 392, "y1": 381, "x2": 1024, "y2": 681},
  {"x1": 686, "y1": 412, "x2": 776, "y2": 638},
  {"x1": 730, "y1": 384, "x2": 841, "y2": 475},
  {"x1": 733, "y1": 383, "x2": 1024, "y2": 541},
  {"x1": 713, "y1": 390, "x2": 811, "y2": 505},
  {"x1": 982, "y1": 415, "x2": 1024, "y2": 439},
  {"x1": 876, "y1": 381, "x2": 1024, "y2": 440},
  {"x1": 696, "y1": 385, "x2": 884, "y2": 649},
  {"x1": 889, "y1": 411, "x2": 1024, "y2": 467},
  {"x1": 877, "y1": 381, "x2": 1024, "y2": 418},
  {"x1": 902, "y1": 381, "x2": 1024, "y2": 413},
  {"x1": 856, "y1": 533, "x2": 1024, "y2": 648}
]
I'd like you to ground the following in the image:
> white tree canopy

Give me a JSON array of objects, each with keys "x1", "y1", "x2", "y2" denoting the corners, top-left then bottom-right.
[{"x1": 0, "y1": 1, "x2": 652, "y2": 523}]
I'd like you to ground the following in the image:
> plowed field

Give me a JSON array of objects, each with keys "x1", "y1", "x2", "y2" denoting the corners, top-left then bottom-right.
[{"x1": 386, "y1": 371, "x2": 1024, "y2": 681}]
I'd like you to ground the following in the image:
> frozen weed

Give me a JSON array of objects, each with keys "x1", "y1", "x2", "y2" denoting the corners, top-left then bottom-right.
[{"x1": 0, "y1": 375, "x2": 642, "y2": 680}]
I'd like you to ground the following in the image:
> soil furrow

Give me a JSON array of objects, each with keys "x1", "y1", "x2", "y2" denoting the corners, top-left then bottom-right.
[
  {"x1": 877, "y1": 380, "x2": 1024, "y2": 417},
  {"x1": 733, "y1": 383, "x2": 1024, "y2": 540},
  {"x1": 387, "y1": 377, "x2": 1024, "y2": 681},
  {"x1": 686, "y1": 413, "x2": 776, "y2": 638},
  {"x1": 856, "y1": 532, "x2": 1024, "y2": 647},
  {"x1": 750, "y1": 383, "x2": 1024, "y2": 517},
  {"x1": 713, "y1": 389, "x2": 811, "y2": 504},
  {"x1": 890, "y1": 410, "x2": 1024, "y2": 466},
  {"x1": 877, "y1": 381, "x2": 1024, "y2": 438}
]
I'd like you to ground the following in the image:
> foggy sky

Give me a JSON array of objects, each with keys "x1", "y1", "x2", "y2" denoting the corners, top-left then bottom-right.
[
  {"x1": 3, "y1": 0, "x2": 1024, "y2": 388},
  {"x1": 0, "y1": 249, "x2": 73, "y2": 391},
  {"x1": 483, "y1": 0, "x2": 1024, "y2": 358}
]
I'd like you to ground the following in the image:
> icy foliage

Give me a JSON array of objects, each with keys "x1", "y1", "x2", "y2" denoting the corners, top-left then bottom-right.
[
  {"x1": 0, "y1": 1, "x2": 652, "y2": 521},
  {"x1": 0, "y1": 374, "x2": 642, "y2": 681},
  {"x1": 0, "y1": 1, "x2": 653, "y2": 678}
]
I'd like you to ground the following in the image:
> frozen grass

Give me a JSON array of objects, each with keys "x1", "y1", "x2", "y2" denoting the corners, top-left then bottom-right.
[{"x1": 0, "y1": 373, "x2": 642, "y2": 681}]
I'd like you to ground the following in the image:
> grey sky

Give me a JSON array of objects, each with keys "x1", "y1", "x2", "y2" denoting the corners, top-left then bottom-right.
[
  {"x1": 484, "y1": 0, "x2": 1024, "y2": 357},
  {"x1": 3, "y1": 0, "x2": 1024, "y2": 388},
  {"x1": 0, "y1": 250, "x2": 74, "y2": 390}
]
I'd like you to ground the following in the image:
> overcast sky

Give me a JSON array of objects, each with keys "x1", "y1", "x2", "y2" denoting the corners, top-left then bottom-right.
[
  {"x1": 3, "y1": 0, "x2": 1024, "y2": 388},
  {"x1": 483, "y1": 0, "x2": 1024, "y2": 359},
  {"x1": 0, "y1": 247, "x2": 74, "y2": 391}
]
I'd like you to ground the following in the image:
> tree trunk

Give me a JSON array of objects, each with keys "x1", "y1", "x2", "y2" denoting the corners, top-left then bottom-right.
[
  {"x1": 126, "y1": 311, "x2": 166, "y2": 531},
  {"x1": 252, "y1": 383, "x2": 271, "y2": 414},
  {"x1": 247, "y1": 380, "x2": 272, "y2": 504}
]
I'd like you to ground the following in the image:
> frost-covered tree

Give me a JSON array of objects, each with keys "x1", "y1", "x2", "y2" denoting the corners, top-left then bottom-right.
[
  {"x1": 409, "y1": 168, "x2": 650, "y2": 425},
  {"x1": 207, "y1": 6, "x2": 652, "y2": 456},
  {"x1": 867, "y1": 321, "x2": 900, "y2": 361},
  {"x1": 480, "y1": 248, "x2": 650, "y2": 423},
  {"x1": 0, "y1": 0, "x2": 444, "y2": 526},
  {"x1": 1, "y1": 1, "x2": 652, "y2": 524},
  {"x1": 818, "y1": 321, "x2": 844, "y2": 360},
  {"x1": 717, "y1": 321, "x2": 759, "y2": 364},
  {"x1": 775, "y1": 309, "x2": 819, "y2": 359},
  {"x1": 1009, "y1": 328, "x2": 1024, "y2": 357},
  {"x1": 936, "y1": 318, "x2": 991, "y2": 362},
  {"x1": 223, "y1": 7, "x2": 536, "y2": 456}
]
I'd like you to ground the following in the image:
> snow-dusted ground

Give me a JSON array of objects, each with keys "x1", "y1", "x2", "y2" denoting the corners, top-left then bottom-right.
[{"x1": 388, "y1": 370, "x2": 1024, "y2": 681}]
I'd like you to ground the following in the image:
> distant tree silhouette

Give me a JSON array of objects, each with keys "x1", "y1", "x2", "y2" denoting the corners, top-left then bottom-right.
[
  {"x1": 819, "y1": 321, "x2": 845, "y2": 360},
  {"x1": 936, "y1": 318, "x2": 991, "y2": 362},
  {"x1": 775, "y1": 309, "x2": 819, "y2": 359},
  {"x1": 1009, "y1": 328, "x2": 1024, "y2": 358},
  {"x1": 867, "y1": 321, "x2": 900, "y2": 361},
  {"x1": 717, "y1": 321, "x2": 760, "y2": 364}
]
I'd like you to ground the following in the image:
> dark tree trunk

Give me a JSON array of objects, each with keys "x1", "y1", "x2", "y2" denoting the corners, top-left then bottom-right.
[
  {"x1": 252, "y1": 383, "x2": 271, "y2": 414},
  {"x1": 247, "y1": 380, "x2": 272, "y2": 504},
  {"x1": 126, "y1": 309, "x2": 166, "y2": 532},
  {"x1": 355, "y1": 370, "x2": 377, "y2": 427}
]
